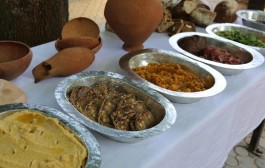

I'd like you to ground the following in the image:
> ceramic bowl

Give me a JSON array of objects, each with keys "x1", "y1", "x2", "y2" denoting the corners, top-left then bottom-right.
[
  {"x1": 206, "y1": 23, "x2": 265, "y2": 55},
  {"x1": 0, "y1": 103, "x2": 102, "y2": 168},
  {"x1": 55, "y1": 36, "x2": 102, "y2": 54},
  {"x1": 61, "y1": 17, "x2": 100, "y2": 39},
  {"x1": 0, "y1": 41, "x2": 32, "y2": 80},
  {"x1": 55, "y1": 71, "x2": 177, "y2": 143},
  {"x1": 55, "y1": 36, "x2": 99, "y2": 50},
  {"x1": 119, "y1": 48, "x2": 227, "y2": 104},
  {"x1": 169, "y1": 32, "x2": 264, "y2": 75},
  {"x1": 236, "y1": 9, "x2": 265, "y2": 31}
]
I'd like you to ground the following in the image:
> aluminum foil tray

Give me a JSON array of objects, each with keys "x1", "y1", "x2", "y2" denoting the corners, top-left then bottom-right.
[
  {"x1": 119, "y1": 48, "x2": 227, "y2": 103},
  {"x1": 0, "y1": 103, "x2": 102, "y2": 168},
  {"x1": 236, "y1": 9, "x2": 265, "y2": 32},
  {"x1": 169, "y1": 32, "x2": 264, "y2": 76},
  {"x1": 55, "y1": 71, "x2": 177, "y2": 143}
]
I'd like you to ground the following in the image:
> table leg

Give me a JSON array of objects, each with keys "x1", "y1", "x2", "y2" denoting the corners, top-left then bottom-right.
[{"x1": 248, "y1": 120, "x2": 265, "y2": 156}]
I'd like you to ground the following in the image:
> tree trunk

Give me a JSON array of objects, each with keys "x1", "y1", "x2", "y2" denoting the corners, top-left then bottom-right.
[
  {"x1": 248, "y1": 0, "x2": 265, "y2": 10},
  {"x1": 0, "y1": 0, "x2": 69, "y2": 47}
]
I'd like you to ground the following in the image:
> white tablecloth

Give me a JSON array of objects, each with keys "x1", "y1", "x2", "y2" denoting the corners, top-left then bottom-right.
[{"x1": 12, "y1": 24, "x2": 265, "y2": 168}]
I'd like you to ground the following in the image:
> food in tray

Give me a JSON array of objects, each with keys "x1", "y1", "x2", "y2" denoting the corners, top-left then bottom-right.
[
  {"x1": 216, "y1": 30, "x2": 265, "y2": 48},
  {"x1": 178, "y1": 35, "x2": 242, "y2": 64},
  {"x1": 133, "y1": 63, "x2": 206, "y2": 92},
  {"x1": 178, "y1": 35, "x2": 244, "y2": 65},
  {"x1": 257, "y1": 20, "x2": 265, "y2": 24},
  {"x1": 68, "y1": 82, "x2": 157, "y2": 131},
  {"x1": 0, "y1": 109, "x2": 87, "y2": 168},
  {"x1": 199, "y1": 45, "x2": 241, "y2": 64}
]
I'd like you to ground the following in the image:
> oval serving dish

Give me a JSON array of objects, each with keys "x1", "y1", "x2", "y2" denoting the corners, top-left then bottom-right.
[
  {"x1": 169, "y1": 32, "x2": 264, "y2": 76},
  {"x1": 206, "y1": 23, "x2": 265, "y2": 55},
  {"x1": 119, "y1": 48, "x2": 227, "y2": 104},
  {"x1": 0, "y1": 103, "x2": 102, "y2": 168},
  {"x1": 55, "y1": 71, "x2": 177, "y2": 143},
  {"x1": 236, "y1": 9, "x2": 265, "y2": 32}
]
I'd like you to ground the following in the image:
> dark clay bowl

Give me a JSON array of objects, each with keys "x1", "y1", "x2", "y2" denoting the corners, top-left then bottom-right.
[{"x1": 0, "y1": 41, "x2": 32, "y2": 80}]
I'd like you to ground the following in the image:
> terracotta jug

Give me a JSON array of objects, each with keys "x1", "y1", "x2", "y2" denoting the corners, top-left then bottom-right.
[{"x1": 104, "y1": 0, "x2": 163, "y2": 52}]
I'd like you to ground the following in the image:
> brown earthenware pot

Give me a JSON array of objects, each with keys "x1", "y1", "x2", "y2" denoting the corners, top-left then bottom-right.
[{"x1": 104, "y1": 0, "x2": 163, "y2": 52}]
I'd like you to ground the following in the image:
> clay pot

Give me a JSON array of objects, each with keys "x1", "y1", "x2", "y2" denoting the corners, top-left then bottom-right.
[
  {"x1": 32, "y1": 47, "x2": 95, "y2": 83},
  {"x1": 0, "y1": 41, "x2": 32, "y2": 80},
  {"x1": 104, "y1": 0, "x2": 163, "y2": 52}
]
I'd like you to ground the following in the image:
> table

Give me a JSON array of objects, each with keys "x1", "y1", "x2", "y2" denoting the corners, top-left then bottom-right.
[{"x1": 12, "y1": 22, "x2": 265, "y2": 168}]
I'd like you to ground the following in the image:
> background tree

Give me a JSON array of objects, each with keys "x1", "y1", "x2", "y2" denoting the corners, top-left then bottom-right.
[{"x1": 0, "y1": 0, "x2": 68, "y2": 47}]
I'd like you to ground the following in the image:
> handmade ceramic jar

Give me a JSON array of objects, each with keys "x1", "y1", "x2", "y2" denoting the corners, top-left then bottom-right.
[{"x1": 104, "y1": 0, "x2": 163, "y2": 52}]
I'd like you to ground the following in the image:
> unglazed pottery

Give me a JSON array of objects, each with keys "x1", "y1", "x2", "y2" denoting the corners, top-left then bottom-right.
[
  {"x1": 0, "y1": 79, "x2": 27, "y2": 105},
  {"x1": 55, "y1": 17, "x2": 102, "y2": 54},
  {"x1": 61, "y1": 17, "x2": 100, "y2": 39},
  {"x1": 0, "y1": 41, "x2": 32, "y2": 80},
  {"x1": 104, "y1": 0, "x2": 163, "y2": 52},
  {"x1": 55, "y1": 36, "x2": 99, "y2": 50},
  {"x1": 32, "y1": 47, "x2": 95, "y2": 83}
]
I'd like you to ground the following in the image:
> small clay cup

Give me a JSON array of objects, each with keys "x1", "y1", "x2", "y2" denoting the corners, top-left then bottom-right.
[{"x1": 0, "y1": 41, "x2": 32, "y2": 80}]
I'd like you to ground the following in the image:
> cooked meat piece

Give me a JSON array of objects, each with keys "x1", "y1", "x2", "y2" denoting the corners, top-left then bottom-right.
[
  {"x1": 112, "y1": 101, "x2": 146, "y2": 130},
  {"x1": 75, "y1": 91, "x2": 98, "y2": 112},
  {"x1": 77, "y1": 86, "x2": 90, "y2": 98},
  {"x1": 83, "y1": 95, "x2": 105, "y2": 121},
  {"x1": 117, "y1": 94, "x2": 137, "y2": 108},
  {"x1": 201, "y1": 45, "x2": 241, "y2": 64},
  {"x1": 90, "y1": 82, "x2": 109, "y2": 95},
  {"x1": 68, "y1": 87, "x2": 81, "y2": 106},
  {"x1": 98, "y1": 94, "x2": 126, "y2": 128},
  {"x1": 134, "y1": 110, "x2": 156, "y2": 131},
  {"x1": 114, "y1": 118, "x2": 131, "y2": 131}
]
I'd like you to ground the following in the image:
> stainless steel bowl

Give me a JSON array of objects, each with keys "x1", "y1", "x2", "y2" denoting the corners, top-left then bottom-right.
[
  {"x1": 169, "y1": 32, "x2": 264, "y2": 75},
  {"x1": 55, "y1": 71, "x2": 177, "y2": 143},
  {"x1": 0, "y1": 103, "x2": 101, "y2": 168},
  {"x1": 119, "y1": 48, "x2": 227, "y2": 104},
  {"x1": 206, "y1": 23, "x2": 265, "y2": 55},
  {"x1": 236, "y1": 10, "x2": 265, "y2": 31}
]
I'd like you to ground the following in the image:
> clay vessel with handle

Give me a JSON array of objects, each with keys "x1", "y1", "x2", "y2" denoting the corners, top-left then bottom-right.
[{"x1": 32, "y1": 47, "x2": 95, "y2": 83}]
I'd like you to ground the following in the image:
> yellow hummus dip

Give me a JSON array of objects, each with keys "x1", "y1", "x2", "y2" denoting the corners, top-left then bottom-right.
[{"x1": 0, "y1": 110, "x2": 88, "y2": 168}]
